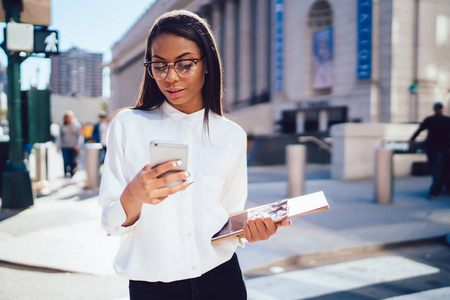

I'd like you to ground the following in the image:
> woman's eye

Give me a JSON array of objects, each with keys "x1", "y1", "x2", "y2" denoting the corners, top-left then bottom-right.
[
  {"x1": 152, "y1": 63, "x2": 166, "y2": 71},
  {"x1": 178, "y1": 61, "x2": 194, "y2": 70}
]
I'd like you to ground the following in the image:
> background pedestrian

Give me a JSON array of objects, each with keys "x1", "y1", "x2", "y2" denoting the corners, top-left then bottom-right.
[
  {"x1": 410, "y1": 102, "x2": 450, "y2": 198},
  {"x1": 59, "y1": 110, "x2": 84, "y2": 178}
]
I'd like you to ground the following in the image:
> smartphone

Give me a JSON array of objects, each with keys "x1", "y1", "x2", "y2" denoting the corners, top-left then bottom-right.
[{"x1": 149, "y1": 140, "x2": 188, "y2": 187}]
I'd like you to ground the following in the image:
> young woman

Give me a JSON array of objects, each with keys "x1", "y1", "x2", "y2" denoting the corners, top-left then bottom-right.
[
  {"x1": 99, "y1": 10, "x2": 290, "y2": 300},
  {"x1": 59, "y1": 110, "x2": 83, "y2": 177}
]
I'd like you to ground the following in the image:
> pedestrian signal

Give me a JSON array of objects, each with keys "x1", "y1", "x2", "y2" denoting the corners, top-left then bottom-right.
[{"x1": 34, "y1": 27, "x2": 59, "y2": 55}]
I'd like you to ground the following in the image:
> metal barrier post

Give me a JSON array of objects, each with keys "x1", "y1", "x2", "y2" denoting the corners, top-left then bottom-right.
[
  {"x1": 34, "y1": 143, "x2": 48, "y2": 182},
  {"x1": 85, "y1": 143, "x2": 103, "y2": 189},
  {"x1": 375, "y1": 147, "x2": 394, "y2": 204},
  {"x1": 286, "y1": 144, "x2": 306, "y2": 198}
]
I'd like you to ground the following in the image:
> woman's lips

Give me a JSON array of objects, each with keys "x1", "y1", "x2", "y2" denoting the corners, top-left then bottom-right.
[{"x1": 166, "y1": 88, "x2": 186, "y2": 98}]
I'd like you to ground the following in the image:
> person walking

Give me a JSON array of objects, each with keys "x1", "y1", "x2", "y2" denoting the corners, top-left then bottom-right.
[
  {"x1": 91, "y1": 111, "x2": 108, "y2": 164},
  {"x1": 410, "y1": 102, "x2": 450, "y2": 199},
  {"x1": 59, "y1": 110, "x2": 83, "y2": 178},
  {"x1": 98, "y1": 10, "x2": 290, "y2": 300}
]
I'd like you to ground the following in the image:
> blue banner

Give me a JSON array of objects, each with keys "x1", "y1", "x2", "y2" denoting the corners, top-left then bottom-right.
[
  {"x1": 313, "y1": 27, "x2": 333, "y2": 89},
  {"x1": 357, "y1": 0, "x2": 372, "y2": 79},
  {"x1": 274, "y1": 0, "x2": 283, "y2": 92}
]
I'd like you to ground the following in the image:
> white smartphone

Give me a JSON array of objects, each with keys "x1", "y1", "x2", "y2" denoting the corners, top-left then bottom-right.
[{"x1": 149, "y1": 140, "x2": 188, "y2": 187}]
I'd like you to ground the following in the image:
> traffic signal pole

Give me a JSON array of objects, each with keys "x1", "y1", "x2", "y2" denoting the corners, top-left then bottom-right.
[{"x1": 1, "y1": 0, "x2": 34, "y2": 208}]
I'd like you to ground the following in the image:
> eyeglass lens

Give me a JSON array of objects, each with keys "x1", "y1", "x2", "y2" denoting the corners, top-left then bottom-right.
[{"x1": 148, "y1": 60, "x2": 198, "y2": 80}]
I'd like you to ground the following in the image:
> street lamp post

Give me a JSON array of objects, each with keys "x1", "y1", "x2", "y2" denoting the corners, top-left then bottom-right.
[{"x1": 1, "y1": 0, "x2": 34, "y2": 208}]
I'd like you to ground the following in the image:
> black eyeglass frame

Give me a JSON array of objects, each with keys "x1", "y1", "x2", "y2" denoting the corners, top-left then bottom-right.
[{"x1": 143, "y1": 57, "x2": 204, "y2": 80}]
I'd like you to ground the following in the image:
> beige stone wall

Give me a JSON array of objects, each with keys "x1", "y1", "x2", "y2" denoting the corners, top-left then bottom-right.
[
  {"x1": 330, "y1": 123, "x2": 427, "y2": 180},
  {"x1": 51, "y1": 95, "x2": 107, "y2": 125},
  {"x1": 227, "y1": 103, "x2": 273, "y2": 136}
]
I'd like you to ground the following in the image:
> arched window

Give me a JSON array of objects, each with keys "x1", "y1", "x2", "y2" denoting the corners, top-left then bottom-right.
[{"x1": 308, "y1": 0, "x2": 333, "y2": 94}]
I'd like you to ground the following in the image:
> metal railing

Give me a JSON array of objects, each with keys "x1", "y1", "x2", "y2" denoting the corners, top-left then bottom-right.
[{"x1": 298, "y1": 136, "x2": 332, "y2": 153}]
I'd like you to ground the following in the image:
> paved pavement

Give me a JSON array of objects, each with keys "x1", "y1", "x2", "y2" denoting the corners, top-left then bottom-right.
[{"x1": 0, "y1": 143, "x2": 449, "y2": 279}]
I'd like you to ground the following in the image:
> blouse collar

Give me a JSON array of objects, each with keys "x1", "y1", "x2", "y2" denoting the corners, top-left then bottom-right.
[{"x1": 161, "y1": 101, "x2": 205, "y2": 121}]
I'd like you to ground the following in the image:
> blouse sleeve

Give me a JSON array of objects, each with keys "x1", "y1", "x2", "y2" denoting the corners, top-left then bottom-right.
[
  {"x1": 98, "y1": 114, "x2": 138, "y2": 236},
  {"x1": 218, "y1": 130, "x2": 248, "y2": 247},
  {"x1": 221, "y1": 130, "x2": 248, "y2": 215}
]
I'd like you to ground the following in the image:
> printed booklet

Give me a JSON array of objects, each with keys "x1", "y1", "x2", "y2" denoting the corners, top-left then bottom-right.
[{"x1": 212, "y1": 191, "x2": 329, "y2": 243}]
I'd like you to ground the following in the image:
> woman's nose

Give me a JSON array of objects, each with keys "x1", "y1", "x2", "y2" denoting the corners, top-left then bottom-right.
[{"x1": 165, "y1": 66, "x2": 180, "y2": 83}]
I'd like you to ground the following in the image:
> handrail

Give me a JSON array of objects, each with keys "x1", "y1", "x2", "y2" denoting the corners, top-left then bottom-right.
[{"x1": 298, "y1": 136, "x2": 332, "y2": 153}]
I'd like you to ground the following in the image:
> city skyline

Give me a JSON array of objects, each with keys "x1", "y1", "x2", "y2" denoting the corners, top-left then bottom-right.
[{"x1": 0, "y1": 0, "x2": 155, "y2": 97}]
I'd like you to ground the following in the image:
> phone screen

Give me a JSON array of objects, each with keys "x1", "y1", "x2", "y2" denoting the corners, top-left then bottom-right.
[{"x1": 150, "y1": 141, "x2": 188, "y2": 187}]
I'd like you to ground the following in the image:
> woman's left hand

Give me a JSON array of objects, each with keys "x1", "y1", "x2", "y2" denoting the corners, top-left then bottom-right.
[{"x1": 242, "y1": 216, "x2": 291, "y2": 243}]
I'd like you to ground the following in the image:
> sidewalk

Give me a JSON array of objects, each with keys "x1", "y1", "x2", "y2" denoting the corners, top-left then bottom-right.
[
  {"x1": 0, "y1": 148, "x2": 449, "y2": 276},
  {"x1": 239, "y1": 168, "x2": 450, "y2": 271}
]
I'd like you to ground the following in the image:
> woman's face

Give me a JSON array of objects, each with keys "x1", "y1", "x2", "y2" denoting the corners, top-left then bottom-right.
[
  {"x1": 64, "y1": 114, "x2": 72, "y2": 124},
  {"x1": 150, "y1": 33, "x2": 206, "y2": 114}
]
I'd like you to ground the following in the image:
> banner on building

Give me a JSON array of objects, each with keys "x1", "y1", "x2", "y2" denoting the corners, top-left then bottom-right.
[
  {"x1": 312, "y1": 27, "x2": 333, "y2": 89},
  {"x1": 357, "y1": 0, "x2": 372, "y2": 79},
  {"x1": 274, "y1": 0, "x2": 283, "y2": 92}
]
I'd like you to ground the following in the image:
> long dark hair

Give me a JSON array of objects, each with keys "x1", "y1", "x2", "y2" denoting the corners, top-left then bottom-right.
[{"x1": 134, "y1": 10, "x2": 223, "y2": 126}]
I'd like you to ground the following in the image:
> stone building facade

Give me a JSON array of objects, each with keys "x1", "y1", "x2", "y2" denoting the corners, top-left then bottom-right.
[{"x1": 109, "y1": 0, "x2": 450, "y2": 136}]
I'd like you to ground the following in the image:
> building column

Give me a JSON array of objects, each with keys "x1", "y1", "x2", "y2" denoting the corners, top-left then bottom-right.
[
  {"x1": 296, "y1": 111, "x2": 305, "y2": 133},
  {"x1": 370, "y1": 0, "x2": 381, "y2": 123},
  {"x1": 211, "y1": 1, "x2": 223, "y2": 46},
  {"x1": 255, "y1": 0, "x2": 267, "y2": 97},
  {"x1": 223, "y1": 0, "x2": 236, "y2": 108},
  {"x1": 319, "y1": 109, "x2": 329, "y2": 132},
  {"x1": 233, "y1": 0, "x2": 241, "y2": 105},
  {"x1": 239, "y1": 0, "x2": 252, "y2": 103},
  {"x1": 416, "y1": 0, "x2": 438, "y2": 121}
]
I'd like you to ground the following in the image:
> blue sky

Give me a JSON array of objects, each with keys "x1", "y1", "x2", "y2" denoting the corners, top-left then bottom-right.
[{"x1": 1, "y1": 0, "x2": 156, "y2": 97}]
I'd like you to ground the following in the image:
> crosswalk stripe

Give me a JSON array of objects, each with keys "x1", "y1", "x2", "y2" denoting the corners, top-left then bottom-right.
[
  {"x1": 246, "y1": 256, "x2": 440, "y2": 300},
  {"x1": 383, "y1": 286, "x2": 450, "y2": 299}
]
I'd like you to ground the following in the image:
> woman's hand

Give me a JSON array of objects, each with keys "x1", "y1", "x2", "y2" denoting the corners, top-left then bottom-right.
[
  {"x1": 242, "y1": 216, "x2": 291, "y2": 243},
  {"x1": 120, "y1": 160, "x2": 192, "y2": 226}
]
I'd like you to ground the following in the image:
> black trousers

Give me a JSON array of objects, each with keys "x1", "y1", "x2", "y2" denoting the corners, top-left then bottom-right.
[
  {"x1": 129, "y1": 253, "x2": 247, "y2": 300},
  {"x1": 61, "y1": 148, "x2": 78, "y2": 177},
  {"x1": 427, "y1": 151, "x2": 446, "y2": 196}
]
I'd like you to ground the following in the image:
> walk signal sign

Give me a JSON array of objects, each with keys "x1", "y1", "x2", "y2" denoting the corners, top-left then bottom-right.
[{"x1": 34, "y1": 28, "x2": 59, "y2": 55}]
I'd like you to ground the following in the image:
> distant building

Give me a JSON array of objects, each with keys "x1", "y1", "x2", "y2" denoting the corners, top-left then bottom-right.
[
  {"x1": 50, "y1": 48, "x2": 103, "y2": 97},
  {"x1": 109, "y1": 0, "x2": 450, "y2": 135}
]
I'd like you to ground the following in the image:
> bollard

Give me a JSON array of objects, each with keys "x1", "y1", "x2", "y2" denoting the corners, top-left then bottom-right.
[
  {"x1": 286, "y1": 144, "x2": 306, "y2": 198},
  {"x1": 34, "y1": 143, "x2": 48, "y2": 182},
  {"x1": 85, "y1": 143, "x2": 103, "y2": 189},
  {"x1": 375, "y1": 147, "x2": 393, "y2": 204}
]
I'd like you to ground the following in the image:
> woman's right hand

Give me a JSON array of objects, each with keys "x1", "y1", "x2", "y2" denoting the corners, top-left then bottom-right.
[{"x1": 120, "y1": 161, "x2": 192, "y2": 226}]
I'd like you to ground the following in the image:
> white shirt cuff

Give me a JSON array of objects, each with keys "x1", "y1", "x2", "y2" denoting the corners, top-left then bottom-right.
[
  {"x1": 238, "y1": 236, "x2": 247, "y2": 248},
  {"x1": 102, "y1": 199, "x2": 139, "y2": 236}
]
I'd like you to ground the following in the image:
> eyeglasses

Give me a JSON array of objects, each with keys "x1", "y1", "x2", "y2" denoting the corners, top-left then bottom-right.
[{"x1": 144, "y1": 57, "x2": 204, "y2": 80}]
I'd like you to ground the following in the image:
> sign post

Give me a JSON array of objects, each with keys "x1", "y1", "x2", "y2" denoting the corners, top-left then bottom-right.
[
  {"x1": 1, "y1": 0, "x2": 58, "y2": 208},
  {"x1": 1, "y1": 0, "x2": 34, "y2": 208}
]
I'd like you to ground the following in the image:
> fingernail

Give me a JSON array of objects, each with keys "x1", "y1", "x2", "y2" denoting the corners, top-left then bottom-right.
[
  {"x1": 184, "y1": 171, "x2": 190, "y2": 177},
  {"x1": 173, "y1": 160, "x2": 182, "y2": 167},
  {"x1": 186, "y1": 179, "x2": 194, "y2": 185}
]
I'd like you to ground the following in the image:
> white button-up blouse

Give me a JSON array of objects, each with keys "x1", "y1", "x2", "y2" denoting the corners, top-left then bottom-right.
[{"x1": 98, "y1": 102, "x2": 248, "y2": 282}]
